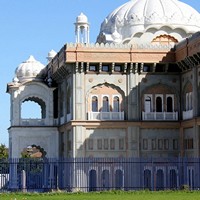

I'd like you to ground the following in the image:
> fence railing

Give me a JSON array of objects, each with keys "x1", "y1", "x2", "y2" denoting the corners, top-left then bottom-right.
[{"x1": 1, "y1": 157, "x2": 200, "y2": 192}]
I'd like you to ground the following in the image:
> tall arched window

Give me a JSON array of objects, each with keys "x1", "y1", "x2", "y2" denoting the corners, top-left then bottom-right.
[
  {"x1": 144, "y1": 169, "x2": 151, "y2": 190},
  {"x1": 145, "y1": 96, "x2": 151, "y2": 112},
  {"x1": 156, "y1": 169, "x2": 164, "y2": 190},
  {"x1": 167, "y1": 97, "x2": 173, "y2": 112},
  {"x1": 92, "y1": 96, "x2": 98, "y2": 112},
  {"x1": 89, "y1": 170, "x2": 97, "y2": 191},
  {"x1": 102, "y1": 170, "x2": 109, "y2": 190},
  {"x1": 102, "y1": 96, "x2": 109, "y2": 112},
  {"x1": 169, "y1": 169, "x2": 177, "y2": 189},
  {"x1": 113, "y1": 96, "x2": 119, "y2": 112},
  {"x1": 115, "y1": 169, "x2": 123, "y2": 189},
  {"x1": 156, "y1": 97, "x2": 162, "y2": 112}
]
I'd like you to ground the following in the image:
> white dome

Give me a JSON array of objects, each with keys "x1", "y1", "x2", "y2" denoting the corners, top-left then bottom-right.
[
  {"x1": 15, "y1": 55, "x2": 45, "y2": 82},
  {"x1": 48, "y1": 49, "x2": 57, "y2": 58},
  {"x1": 76, "y1": 13, "x2": 88, "y2": 24},
  {"x1": 47, "y1": 49, "x2": 57, "y2": 62},
  {"x1": 97, "y1": 0, "x2": 200, "y2": 44}
]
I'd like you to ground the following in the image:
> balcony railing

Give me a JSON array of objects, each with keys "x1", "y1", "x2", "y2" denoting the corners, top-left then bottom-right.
[
  {"x1": 142, "y1": 112, "x2": 178, "y2": 121},
  {"x1": 20, "y1": 119, "x2": 46, "y2": 126},
  {"x1": 183, "y1": 109, "x2": 193, "y2": 120},
  {"x1": 88, "y1": 112, "x2": 124, "y2": 120}
]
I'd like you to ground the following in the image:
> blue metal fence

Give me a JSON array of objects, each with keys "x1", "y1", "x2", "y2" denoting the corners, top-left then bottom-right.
[{"x1": 1, "y1": 157, "x2": 200, "y2": 192}]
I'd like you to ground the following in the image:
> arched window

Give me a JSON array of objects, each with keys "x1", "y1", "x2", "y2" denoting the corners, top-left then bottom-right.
[
  {"x1": 156, "y1": 169, "x2": 164, "y2": 190},
  {"x1": 89, "y1": 170, "x2": 97, "y2": 191},
  {"x1": 92, "y1": 96, "x2": 98, "y2": 112},
  {"x1": 185, "y1": 92, "x2": 193, "y2": 111},
  {"x1": 169, "y1": 169, "x2": 177, "y2": 189},
  {"x1": 113, "y1": 96, "x2": 119, "y2": 112},
  {"x1": 188, "y1": 167, "x2": 194, "y2": 189},
  {"x1": 167, "y1": 97, "x2": 173, "y2": 112},
  {"x1": 144, "y1": 169, "x2": 151, "y2": 190},
  {"x1": 145, "y1": 96, "x2": 151, "y2": 112},
  {"x1": 102, "y1": 170, "x2": 109, "y2": 190},
  {"x1": 102, "y1": 96, "x2": 109, "y2": 112},
  {"x1": 156, "y1": 97, "x2": 162, "y2": 112},
  {"x1": 115, "y1": 169, "x2": 123, "y2": 189}
]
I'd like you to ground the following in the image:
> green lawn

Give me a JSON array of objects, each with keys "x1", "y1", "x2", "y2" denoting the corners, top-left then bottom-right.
[{"x1": 1, "y1": 191, "x2": 200, "y2": 200}]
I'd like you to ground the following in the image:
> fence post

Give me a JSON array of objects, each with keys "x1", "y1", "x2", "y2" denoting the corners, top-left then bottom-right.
[
  {"x1": 21, "y1": 170, "x2": 27, "y2": 193},
  {"x1": 9, "y1": 158, "x2": 18, "y2": 191}
]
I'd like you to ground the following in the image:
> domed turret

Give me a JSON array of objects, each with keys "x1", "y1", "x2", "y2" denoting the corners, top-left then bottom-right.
[
  {"x1": 14, "y1": 55, "x2": 45, "y2": 83},
  {"x1": 97, "y1": 0, "x2": 200, "y2": 44},
  {"x1": 47, "y1": 49, "x2": 57, "y2": 62},
  {"x1": 75, "y1": 13, "x2": 90, "y2": 43}
]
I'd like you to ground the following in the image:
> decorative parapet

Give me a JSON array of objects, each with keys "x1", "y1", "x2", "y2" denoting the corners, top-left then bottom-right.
[
  {"x1": 65, "y1": 42, "x2": 174, "y2": 50},
  {"x1": 48, "y1": 43, "x2": 175, "y2": 79}
]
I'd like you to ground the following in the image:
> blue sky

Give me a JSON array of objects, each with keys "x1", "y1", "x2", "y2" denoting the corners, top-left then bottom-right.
[{"x1": 0, "y1": 0, "x2": 200, "y2": 146}]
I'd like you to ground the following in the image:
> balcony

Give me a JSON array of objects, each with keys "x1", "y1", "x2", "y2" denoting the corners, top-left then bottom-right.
[
  {"x1": 142, "y1": 112, "x2": 178, "y2": 121},
  {"x1": 20, "y1": 119, "x2": 46, "y2": 126},
  {"x1": 183, "y1": 110, "x2": 193, "y2": 120},
  {"x1": 88, "y1": 112, "x2": 124, "y2": 120}
]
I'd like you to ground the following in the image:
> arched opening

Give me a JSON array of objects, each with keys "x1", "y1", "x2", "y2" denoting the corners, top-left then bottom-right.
[
  {"x1": 102, "y1": 170, "x2": 109, "y2": 190},
  {"x1": 184, "y1": 82, "x2": 193, "y2": 111},
  {"x1": 89, "y1": 170, "x2": 97, "y2": 191},
  {"x1": 102, "y1": 96, "x2": 109, "y2": 112},
  {"x1": 21, "y1": 97, "x2": 46, "y2": 119},
  {"x1": 115, "y1": 169, "x2": 123, "y2": 189},
  {"x1": 169, "y1": 169, "x2": 177, "y2": 189},
  {"x1": 188, "y1": 168, "x2": 194, "y2": 189},
  {"x1": 92, "y1": 96, "x2": 98, "y2": 112},
  {"x1": 167, "y1": 97, "x2": 173, "y2": 112},
  {"x1": 113, "y1": 96, "x2": 119, "y2": 112},
  {"x1": 156, "y1": 97, "x2": 162, "y2": 112},
  {"x1": 144, "y1": 169, "x2": 151, "y2": 190},
  {"x1": 156, "y1": 169, "x2": 164, "y2": 190},
  {"x1": 145, "y1": 96, "x2": 151, "y2": 112}
]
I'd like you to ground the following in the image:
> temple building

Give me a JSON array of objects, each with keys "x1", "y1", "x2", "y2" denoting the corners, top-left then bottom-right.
[{"x1": 7, "y1": 0, "x2": 200, "y2": 160}]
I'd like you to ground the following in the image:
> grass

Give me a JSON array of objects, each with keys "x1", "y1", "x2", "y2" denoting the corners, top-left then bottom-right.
[{"x1": 1, "y1": 190, "x2": 200, "y2": 200}]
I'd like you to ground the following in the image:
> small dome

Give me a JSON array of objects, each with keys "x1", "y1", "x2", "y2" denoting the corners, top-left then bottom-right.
[
  {"x1": 15, "y1": 55, "x2": 45, "y2": 82},
  {"x1": 97, "y1": 0, "x2": 200, "y2": 44},
  {"x1": 47, "y1": 49, "x2": 57, "y2": 62},
  {"x1": 76, "y1": 13, "x2": 88, "y2": 24}
]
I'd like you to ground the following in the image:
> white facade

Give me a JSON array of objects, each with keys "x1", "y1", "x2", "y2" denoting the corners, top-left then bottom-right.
[{"x1": 7, "y1": 0, "x2": 200, "y2": 159}]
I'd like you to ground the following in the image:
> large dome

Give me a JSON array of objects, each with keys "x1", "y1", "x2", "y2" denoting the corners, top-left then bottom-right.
[
  {"x1": 97, "y1": 0, "x2": 200, "y2": 44},
  {"x1": 14, "y1": 55, "x2": 45, "y2": 83}
]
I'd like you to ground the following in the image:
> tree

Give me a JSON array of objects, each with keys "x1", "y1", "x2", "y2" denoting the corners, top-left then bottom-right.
[
  {"x1": 0, "y1": 144, "x2": 8, "y2": 159},
  {"x1": 0, "y1": 144, "x2": 9, "y2": 174}
]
